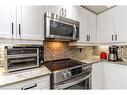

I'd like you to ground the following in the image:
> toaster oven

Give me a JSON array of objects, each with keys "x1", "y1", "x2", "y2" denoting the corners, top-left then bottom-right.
[{"x1": 0, "y1": 45, "x2": 44, "y2": 72}]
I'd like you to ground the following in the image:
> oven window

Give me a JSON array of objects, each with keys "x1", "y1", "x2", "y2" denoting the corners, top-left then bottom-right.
[
  {"x1": 7, "y1": 57, "x2": 37, "y2": 70},
  {"x1": 50, "y1": 20, "x2": 74, "y2": 37},
  {"x1": 7, "y1": 49, "x2": 37, "y2": 55}
]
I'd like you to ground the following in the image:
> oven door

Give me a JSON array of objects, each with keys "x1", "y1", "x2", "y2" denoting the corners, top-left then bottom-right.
[
  {"x1": 54, "y1": 72, "x2": 91, "y2": 90},
  {"x1": 47, "y1": 19, "x2": 76, "y2": 40}
]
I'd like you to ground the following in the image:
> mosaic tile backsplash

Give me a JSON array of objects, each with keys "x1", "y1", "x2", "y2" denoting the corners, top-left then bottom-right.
[
  {"x1": 44, "y1": 41, "x2": 93, "y2": 61},
  {"x1": 44, "y1": 41, "x2": 74, "y2": 61},
  {"x1": 44, "y1": 41, "x2": 127, "y2": 61}
]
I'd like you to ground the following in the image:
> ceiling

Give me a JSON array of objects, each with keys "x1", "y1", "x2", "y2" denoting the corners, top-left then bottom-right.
[{"x1": 82, "y1": 6, "x2": 114, "y2": 14}]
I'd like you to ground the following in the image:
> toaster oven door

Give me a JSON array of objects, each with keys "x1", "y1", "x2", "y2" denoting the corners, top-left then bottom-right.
[
  {"x1": 7, "y1": 56, "x2": 38, "y2": 72},
  {"x1": 5, "y1": 48, "x2": 39, "y2": 72}
]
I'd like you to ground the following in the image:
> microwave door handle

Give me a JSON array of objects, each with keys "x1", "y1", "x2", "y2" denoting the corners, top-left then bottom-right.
[{"x1": 73, "y1": 25, "x2": 77, "y2": 39}]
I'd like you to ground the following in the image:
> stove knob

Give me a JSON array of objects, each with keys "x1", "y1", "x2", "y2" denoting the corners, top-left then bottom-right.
[{"x1": 62, "y1": 72, "x2": 68, "y2": 79}]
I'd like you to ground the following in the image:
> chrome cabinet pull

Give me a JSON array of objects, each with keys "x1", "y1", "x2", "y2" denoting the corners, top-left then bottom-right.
[
  {"x1": 86, "y1": 35, "x2": 88, "y2": 41},
  {"x1": 64, "y1": 9, "x2": 66, "y2": 17},
  {"x1": 19, "y1": 24, "x2": 21, "y2": 35},
  {"x1": 112, "y1": 35, "x2": 114, "y2": 41},
  {"x1": 115, "y1": 34, "x2": 117, "y2": 41},
  {"x1": 21, "y1": 83, "x2": 37, "y2": 90},
  {"x1": 12, "y1": 22, "x2": 14, "y2": 35}
]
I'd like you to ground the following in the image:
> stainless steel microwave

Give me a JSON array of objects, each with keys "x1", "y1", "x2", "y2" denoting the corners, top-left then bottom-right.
[
  {"x1": 44, "y1": 12, "x2": 79, "y2": 41},
  {"x1": 0, "y1": 45, "x2": 44, "y2": 72}
]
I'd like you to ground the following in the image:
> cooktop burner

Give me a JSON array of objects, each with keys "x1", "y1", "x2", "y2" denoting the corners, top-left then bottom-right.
[{"x1": 44, "y1": 58, "x2": 85, "y2": 71}]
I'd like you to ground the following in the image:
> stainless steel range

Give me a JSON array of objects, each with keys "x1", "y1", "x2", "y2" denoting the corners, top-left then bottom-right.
[{"x1": 45, "y1": 58, "x2": 92, "y2": 89}]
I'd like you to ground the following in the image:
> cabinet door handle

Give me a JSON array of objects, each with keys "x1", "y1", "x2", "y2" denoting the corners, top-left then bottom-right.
[
  {"x1": 112, "y1": 35, "x2": 114, "y2": 41},
  {"x1": 64, "y1": 9, "x2": 66, "y2": 17},
  {"x1": 60, "y1": 8, "x2": 63, "y2": 16},
  {"x1": 19, "y1": 24, "x2": 21, "y2": 35},
  {"x1": 115, "y1": 34, "x2": 117, "y2": 41},
  {"x1": 86, "y1": 35, "x2": 88, "y2": 41},
  {"x1": 89, "y1": 35, "x2": 90, "y2": 41},
  {"x1": 21, "y1": 83, "x2": 37, "y2": 90},
  {"x1": 12, "y1": 22, "x2": 14, "y2": 35}
]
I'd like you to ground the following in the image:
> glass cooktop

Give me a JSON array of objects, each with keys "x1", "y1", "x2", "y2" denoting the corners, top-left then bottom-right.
[{"x1": 44, "y1": 58, "x2": 85, "y2": 71}]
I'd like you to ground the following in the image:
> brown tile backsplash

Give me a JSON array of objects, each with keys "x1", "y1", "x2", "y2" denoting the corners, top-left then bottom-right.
[
  {"x1": 44, "y1": 41, "x2": 74, "y2": 61},
  {"x1": 44, "y1": 41, "x2": 127, "y2": 61},
  {"x1": 44, "y1": 41, "x2": 94, "y2": 61}
]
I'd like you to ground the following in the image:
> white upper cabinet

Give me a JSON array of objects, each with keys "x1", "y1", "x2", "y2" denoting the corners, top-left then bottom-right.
[
  {"x1": 97, "y1": 8, "x2": 115, "y2": 43},
  {"x1": 76, "y1": 7, "x2": 87, "y2": 42},
  {"x1": 0, "y1": 6, "x2": 16, "y2": 39},
  {"x1": 0, "y1": 6, "x2": 44, "y2": 41},
  {"x1": 44, "y1": 6, "x2": 61, "y2": 15},
  {"x1": 17, "y1": 6, "x2": 44, "y2": 40},
  {"x1": 60, "y1": 5, "x2": 75, "y2": 20},
  {"x1": 76, "y1": 7, "x2": 96, "y2": 43},
  {"x1": 44, "y1": 5, "x2": 76, "y2": 20},
  {"x1": 86, "y1": 10, "x2": 96, "y2": 43},
  {"x1": 115, "y1": 6, "x2": 127, "y2": 42}
]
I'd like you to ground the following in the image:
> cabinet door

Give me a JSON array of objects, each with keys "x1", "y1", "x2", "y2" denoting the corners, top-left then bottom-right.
[
  {"x1": 103, "y1": 62, "x2": 127, "y2": 89},
  {"x1": 0, "y1": 6, "x2": 16, "y2": 39},
  {"x1": 92, "y1": 62, "x2": 103, "y2": 89},
  {"x1": 61, "y1": 5, "x2": 75, "y2": 19},
  {"x1": 73, "y1": 6, "x2": 80, "y2": 21},
  {"x1": 44, "y1": 6, "x2": 60, "y2": 15},
  {"x1": 97, "y1": 8, "x2": 115, "y2": 43},
  {"x1": 87, "y1": 10, "x2": 96, "y2": 43},
  {"x1": 0, "y1": 75, "x2": 50, "y2": 90},
  {"x1": 17, "y1": 6, "x2": 44, "y2": 40},
  {"x1": 77, "y1": 7, "x2": 87, "y2": 42},
  {"x1": 116, "y1": 6, "x2": 127, "y2": 42}
]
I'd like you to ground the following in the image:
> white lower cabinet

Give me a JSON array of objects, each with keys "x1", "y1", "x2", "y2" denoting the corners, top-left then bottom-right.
[
  {"x1": 103, "y1": 62, "x2": 127, "y2": 89},
  {"x1": 92, "y1": 62, "x2": 103, "y2": 89},
  {"x1": 0, "y1": 75, "x2": 50, "y2": 90},
  {"x1": 92, "y1": 62, "x2": 127, "y2": 89}
]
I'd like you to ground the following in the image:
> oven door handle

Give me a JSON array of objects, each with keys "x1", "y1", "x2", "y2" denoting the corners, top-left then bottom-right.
[{"x1": 55, "y1": 73, "x2": 91, "y2": 90}]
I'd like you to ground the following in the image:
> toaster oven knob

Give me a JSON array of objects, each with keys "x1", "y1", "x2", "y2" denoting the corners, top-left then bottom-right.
[
  {"x1": 67, "y1": 71, "x2": 71, "y2": 77},
  {"x1": 62, "y1": 72, "x2": 68, "y2": 79}
]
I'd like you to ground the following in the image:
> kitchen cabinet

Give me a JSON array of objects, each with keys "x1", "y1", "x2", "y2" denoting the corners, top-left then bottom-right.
[
  {"x1": 97, "y1": 8, "x2": 115, "y2": 43},
  {"x1": 76, "y1": 7, "x2": 97, "y2": 43},
  {"x1": 92, "y1": 62, "x2": 103, "y2": 89},
  {"x1": 0, "y1": 75, "x2": 50, "y2": 90},
  {"x1": 17, "y1": 6, "x2": 44, "y2": 40},
  {"x1": 0, "y1": 6, "x2": 16, "y2": 39},
  {"x1": 44, "y1": 5, "x2": 76, "y2": 20},
  {"x1": 0, "y1": 6, "x2": 44, "y2": 41},
  {"x1": 44, "y1": 6, "x2": 61, "y2": 15},
  {"x1": 102, "y1": 62, "x2": 127, "y2": 89},
  {"x1": 77, "y1": 7, "x2": 87, "y2": 43},
  {"x1": 86, "y1": 10, "x2": 96, "y2": 43},
  {"x1": 92, "y1": 62, "x2": 127, "y2": 89},
  {"x1": 115, "y1": 6, "x2": 127, "y2": 42},
  {"x1": 60, "y1": 5, "x2": 75, "y2": 20}
]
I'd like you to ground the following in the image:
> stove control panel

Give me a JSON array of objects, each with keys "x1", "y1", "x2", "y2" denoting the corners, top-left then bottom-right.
[{"x1": 71, "y1": 67, "x2": 83, "y2": 76}]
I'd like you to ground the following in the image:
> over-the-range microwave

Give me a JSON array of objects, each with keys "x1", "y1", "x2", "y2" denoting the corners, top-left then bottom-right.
[
  {"x1": 44, "y1": 12, "x2": 79, "y2": 41},
  {"x1": 0, "y1": 45, "x2": 44, "y2": 72}
]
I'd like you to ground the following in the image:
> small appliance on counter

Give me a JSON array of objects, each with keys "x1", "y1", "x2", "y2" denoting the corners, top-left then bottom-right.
[
  {"x1": 100, "y1": 52, "x2": 107, "y2": 60},
  {"x1": 108, "y1": 45, "x2": 122, "y2": 62},
  {"x1": 0, "y1": 45, "x2": 44, "y2": 72}
]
